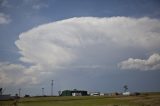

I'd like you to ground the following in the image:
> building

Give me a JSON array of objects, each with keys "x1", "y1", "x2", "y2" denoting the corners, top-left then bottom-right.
[
  {"x1": 72, "y1": 92, "x2": 82, "y2": 96},
  {"x1": 90, "y1": 92, "x2": 100, "y2": 96},
  {"x1": 0, "y1": 95, "x2": 12, "y2": 101},
  {"x1": 109, "y1": 92, "x2": 119, "y2": 96},
  {"x1": 61, "y1": 89, "x2": 88, "y2": 96},
  {"x1": 0, "y1": 88, "x2": 14, "y2": 100},
  {"x1": 122, "y1": 92, "x2": 131, "y2": 96},
  {"x1": 100, "y1": 93, "x2": 105, "y2": 96}
]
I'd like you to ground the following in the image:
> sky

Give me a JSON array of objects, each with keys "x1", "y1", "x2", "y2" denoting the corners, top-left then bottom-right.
[{"x1": 0, "y1": 0, "x2": 160, "y2": 96}]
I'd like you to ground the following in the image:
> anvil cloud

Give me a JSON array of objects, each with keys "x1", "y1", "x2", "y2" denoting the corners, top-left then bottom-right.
[{"x1": 1, "y1": 17, "x2": 160, "y2": 86}]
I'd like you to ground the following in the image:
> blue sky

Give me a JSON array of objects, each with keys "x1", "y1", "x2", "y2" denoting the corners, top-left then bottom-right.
[{"x1": 0, "y1": 0, "x2": 160, "y2": 96}]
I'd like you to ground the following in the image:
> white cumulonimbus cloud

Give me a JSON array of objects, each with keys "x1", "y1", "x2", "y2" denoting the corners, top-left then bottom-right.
[
  {"x1": 0, "y1": 13, "x2": 11, "y2": 24},
  {"x1": 118, "y1": 53, "x2": 160, "y2": 71},
  {"x1": 1, "y1": 16, "x2": 160, "y2": 86},
  {"x1": 15, "y1": 17, "x2": 160, "y2": 66}
]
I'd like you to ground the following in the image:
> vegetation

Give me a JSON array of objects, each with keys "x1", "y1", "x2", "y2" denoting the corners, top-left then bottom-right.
[
  {"x1": 123, "y1": 85, "x2": 128, "y2": 92},
  {"x1": 0, "y1": 92, "x2": 160, "y2": 106}
]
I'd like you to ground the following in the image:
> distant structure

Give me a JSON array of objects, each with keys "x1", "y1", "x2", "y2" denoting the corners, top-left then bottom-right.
[
  {"x1": 0, "y1": 95, "x2": 12, "y2": 100},
  {"x1": 51, "y1": 80, "x2": 54, "y2": 96},
  {"x1": 61, "y1": 89, "x2": 88, "y2": 96},
  {"x1": 123, "y1": 91, "x2": 131, "y2": 96},
  {"x1": 18, "y1": 88, "x2": 21, "y2": 97},
  {"x1": 0, "y1": 88, "x2": 12, "y2": 100},
  {"x1": 42, "y1": 88, "x2": 44, "y2": 96},
  {"x1": 123, "y1": 85, "x2": 130, "y2": 96},
  {"x1": 90, "y1": 92, "x2": 105, "y2": 96},
  {"x1": 90, "y1": 92, "x2": 100, "y2": 96},
  {"x1": 0, "y1": 88, "x2": 5, "y2": 95},
  {"x1": 110, "y1": 92, "x2": 119, "y2": 96}
]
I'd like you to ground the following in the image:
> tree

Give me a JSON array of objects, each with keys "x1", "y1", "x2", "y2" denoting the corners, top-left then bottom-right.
[
  {"x1": 0, "y1": 88, "x2": 2, "y2": 95},
  {"x1": 0, "y1": 88, "x2": 6, "y2": 95},
  {"x1": 58, "y1": 91, "x2": 62, "y2": 96},
  {"x1": 123, "y1": 85, "x2": 128, "y2": 92}
]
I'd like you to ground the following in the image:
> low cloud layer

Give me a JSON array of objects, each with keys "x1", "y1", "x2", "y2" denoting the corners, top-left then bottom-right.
[
  {"x1": 119, "y1": 53, "x2": 160, "y2": 71},
  {"x1": 1, "y1": 17, "x2": 160, "y2": 86},
  {"x1": 0, "y1": 62, "x2": 52, "y2": 86},
  {"x1": 0, "y1": 62, "x2": 27, "y2": 85},
  {"x1": 0, "y1": 13, "x2": 11, "y2": 24}
]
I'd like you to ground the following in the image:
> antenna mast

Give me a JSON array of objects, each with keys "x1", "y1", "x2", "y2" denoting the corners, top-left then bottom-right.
[
  {"x1": 18, "y1": 88, "x2": 21, "y2": 97},
  {"x1": 42, "y1": 88, "x2": 44, "y2": 96},
  {"x1": 51, "y1": 80, "x2": 54, "y2": 96}
]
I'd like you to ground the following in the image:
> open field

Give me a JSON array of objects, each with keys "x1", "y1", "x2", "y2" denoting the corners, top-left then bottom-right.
[{"x1": 0, "y1": 93, "x2": 160, "y2": 106}]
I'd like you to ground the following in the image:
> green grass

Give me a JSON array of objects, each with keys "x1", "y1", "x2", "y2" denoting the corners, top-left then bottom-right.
[
  {"x1": 0, "y1": 93, "x2": 160, "y2": 106},
  {"x1": 18, "y1": 96, "x2": 132, "y2": 106}
]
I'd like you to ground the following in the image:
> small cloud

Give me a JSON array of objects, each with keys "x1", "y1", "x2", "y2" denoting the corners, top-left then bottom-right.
[
  {"x1": 32, "y1": 3, "x2": 48, "y2": 10},
  {"x1": 118, "y1": 53, "x2": 160, "y2": 71},
  {"x1": 0, "y1": 13, "x2": 11, "y2": 24},
  {"x1": 22, "y1": 0, "x2": 48, "y2": 10},
  {"x1": 0, "y1": 0, "x2": 11, "y2": 8}
]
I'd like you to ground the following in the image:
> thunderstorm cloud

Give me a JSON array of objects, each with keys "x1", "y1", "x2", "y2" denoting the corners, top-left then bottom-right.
[{"x1": 1, "y1": 17, "x2": 160, "y2": 86}]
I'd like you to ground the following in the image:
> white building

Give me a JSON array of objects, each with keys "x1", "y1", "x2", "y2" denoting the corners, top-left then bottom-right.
[
  {"x1": 122, "y1": 92, "x2": 131, "y2": 96},
  {"x1": 72, "y1": 92, "x2": 82, "y2": 96},
  {"x1": 100, "y1": 93, "x2": 104, "y2": 96},
  {"x1": 90, "y1": 92, "x2": 100, "y2": 96}
]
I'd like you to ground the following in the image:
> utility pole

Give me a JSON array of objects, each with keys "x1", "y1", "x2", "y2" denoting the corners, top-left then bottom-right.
[
  {"x1": 42, "y1": 88, "x2": 44, "y2": 96},
  {"x1": 51, "y1": 80, "x2": 54, "y2": 96},
  {"x1": 18, "y1": 88, "x2": 21, "y2": 97}
]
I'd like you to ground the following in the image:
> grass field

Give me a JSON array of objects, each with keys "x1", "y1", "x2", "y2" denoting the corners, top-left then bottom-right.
[{"x1": 0, "y1": 93, "x2": 160, "y2": 106}]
